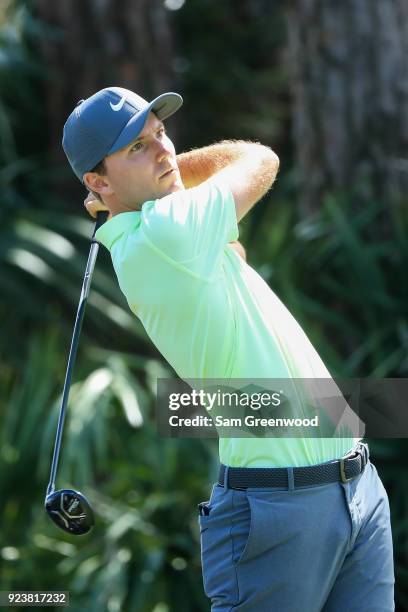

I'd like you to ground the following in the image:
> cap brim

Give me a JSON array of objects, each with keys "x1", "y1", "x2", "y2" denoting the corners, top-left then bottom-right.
[{"x1": 108, "y1": 92, "x2": 183, "y2": 155}]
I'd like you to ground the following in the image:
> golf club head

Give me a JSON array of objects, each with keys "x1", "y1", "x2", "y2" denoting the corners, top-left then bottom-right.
[{"x1": 45, "y1": 489, "x2": 94, "y2": 535}]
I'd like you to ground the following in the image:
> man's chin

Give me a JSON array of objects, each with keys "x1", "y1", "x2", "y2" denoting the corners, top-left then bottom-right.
[{"x1": 163, "y1": 182, "x2": 185, "y2": 196}]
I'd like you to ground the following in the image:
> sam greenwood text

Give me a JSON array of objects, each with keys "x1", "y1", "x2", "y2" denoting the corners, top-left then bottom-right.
[{"x1": 168, "y1": 415, "x2": 319, "y2": 428}]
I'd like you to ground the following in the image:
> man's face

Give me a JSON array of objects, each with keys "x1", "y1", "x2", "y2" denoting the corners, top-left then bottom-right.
[{"x1": 101, "y1": 111, "x2": 184, "y2": 210}]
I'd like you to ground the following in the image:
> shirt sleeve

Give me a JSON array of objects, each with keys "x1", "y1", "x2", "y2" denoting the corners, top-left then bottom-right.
[{"x1": 139, "y1": 181, "x2": 239, "y2": 277}]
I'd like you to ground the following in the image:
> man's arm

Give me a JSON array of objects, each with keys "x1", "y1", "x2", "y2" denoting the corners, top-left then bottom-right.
[{"x1": 177, "y1": 140, "x2": 279, "y2": 223}]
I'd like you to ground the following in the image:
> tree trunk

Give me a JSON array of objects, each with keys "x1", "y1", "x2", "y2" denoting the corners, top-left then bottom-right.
[
  {"x1": 33, "y1": 0, "x2": 180, "y2": 197},
  {"x1": 285, "y1": 0, "x2": 408, "y2": 214}
]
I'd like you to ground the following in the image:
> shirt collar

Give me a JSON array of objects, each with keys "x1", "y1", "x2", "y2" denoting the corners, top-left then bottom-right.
[{"x1": 94, "y1": 210, "x2": 141, "y2": 250}]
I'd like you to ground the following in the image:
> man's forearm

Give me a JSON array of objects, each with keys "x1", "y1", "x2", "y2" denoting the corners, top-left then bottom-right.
[
  {"x1": 177, "y1": 141, "x2": 256, "y2": 259},
  {"x1": 177, "y1": 140, "x2": 260, "y2": 188}
]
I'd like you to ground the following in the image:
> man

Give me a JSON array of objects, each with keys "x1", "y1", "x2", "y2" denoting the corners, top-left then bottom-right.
[{"x1": 63, "y1": 86, "x2": 394, "y2": 611}]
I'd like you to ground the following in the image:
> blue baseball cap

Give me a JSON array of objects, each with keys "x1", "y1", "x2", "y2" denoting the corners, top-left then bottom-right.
[{"x1": 62, "y1": 86, "x2": 183, "y2": 182}]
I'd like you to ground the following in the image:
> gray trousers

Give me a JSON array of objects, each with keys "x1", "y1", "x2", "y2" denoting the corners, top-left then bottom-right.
[{"x1": 198, "y1": 445, "x2": 395, "y2": 611}]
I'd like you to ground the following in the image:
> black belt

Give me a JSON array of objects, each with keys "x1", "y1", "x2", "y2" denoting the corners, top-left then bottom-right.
[{"x1": 218, "y1": 442, "x2": 369, "y2": 489}]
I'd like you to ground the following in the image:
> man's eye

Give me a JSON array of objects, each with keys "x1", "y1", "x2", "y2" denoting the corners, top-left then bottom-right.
[
  {"x1": 130, "y1": 142, "x2": 143, "y2": 152},
  {"x1": 157, "y1": 128, "x2": 165, "y2": 138}
]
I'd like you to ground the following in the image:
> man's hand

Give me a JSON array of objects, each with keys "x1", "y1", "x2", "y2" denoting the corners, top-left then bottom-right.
[{"x1": 84, "y1": 192, "x2": 112, "y2": 220}]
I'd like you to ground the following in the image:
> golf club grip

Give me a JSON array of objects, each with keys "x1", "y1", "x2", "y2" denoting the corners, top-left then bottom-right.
[
  {"x1": 46, "y1": 212, "x2": 107, "y2": 496},
  {"x1": 92, "y1": 210, "x2": 109, "y2": 238}
]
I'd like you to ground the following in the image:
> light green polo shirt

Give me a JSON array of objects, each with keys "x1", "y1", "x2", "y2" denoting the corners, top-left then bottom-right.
[{"x1": 95, "y1": 182, "x2": 360, "y2": 467}]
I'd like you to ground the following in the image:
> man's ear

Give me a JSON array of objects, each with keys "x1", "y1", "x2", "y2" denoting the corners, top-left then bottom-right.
[{"x1": 83, "y1": 172, "x2": 113, "y2": 197}]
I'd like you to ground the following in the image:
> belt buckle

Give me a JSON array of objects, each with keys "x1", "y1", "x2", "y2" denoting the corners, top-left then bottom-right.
[
  {"x1": 339, "y1": 457, "x2": 354, "y2": 483},
  {"x1": 359, "y1": 442, "x2": 369, "y2": 468}
]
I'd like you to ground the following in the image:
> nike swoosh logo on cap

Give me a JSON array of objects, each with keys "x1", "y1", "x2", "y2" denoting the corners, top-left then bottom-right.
[{"x1": 110, "y1": 96, "x2": 127, "y2": 111}]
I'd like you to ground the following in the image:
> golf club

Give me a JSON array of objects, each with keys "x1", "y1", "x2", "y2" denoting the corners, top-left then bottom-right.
[{"x1": 45, "y1": 210, "x2": 109, "y2": 535}]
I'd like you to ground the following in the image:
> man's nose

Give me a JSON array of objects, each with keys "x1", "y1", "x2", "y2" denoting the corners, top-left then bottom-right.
[{"x1": 155, "y1": 138, "x2": 172, "y2": 161}]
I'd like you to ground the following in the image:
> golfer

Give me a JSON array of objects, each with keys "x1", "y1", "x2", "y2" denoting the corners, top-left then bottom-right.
[{"x1": 63, "y1": 87, "x2": 395, "y2": 611}]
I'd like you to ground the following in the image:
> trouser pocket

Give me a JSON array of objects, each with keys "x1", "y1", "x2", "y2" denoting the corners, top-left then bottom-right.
[
  {"x1": 232, "y1": 491, "x2": 281, "y2": 567},
  {"x1": 198, "y1": 486, "x2": 252, "y2": 603}
]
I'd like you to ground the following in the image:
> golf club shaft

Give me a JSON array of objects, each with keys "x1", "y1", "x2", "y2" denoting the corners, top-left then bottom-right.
[{"x1": 46, "y1": 211, "x2": 109, "y2": 497}]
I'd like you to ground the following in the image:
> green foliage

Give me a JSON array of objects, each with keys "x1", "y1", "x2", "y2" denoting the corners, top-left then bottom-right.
[
  {"x1": 0, "y1": 0, "x2": 50, "y2": 220},
  {"x1": 246, "y1": 191, "x2": 408, "y2": 378},
  {"x1": 1, "y1": 329, "x2": 216, "y2": 611}
]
